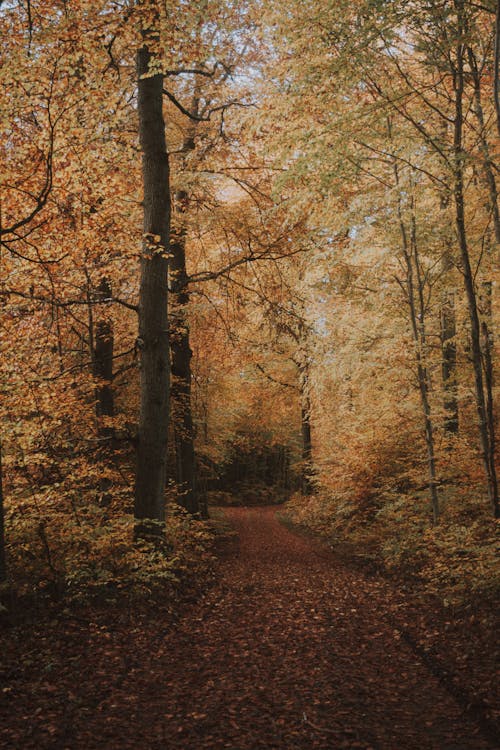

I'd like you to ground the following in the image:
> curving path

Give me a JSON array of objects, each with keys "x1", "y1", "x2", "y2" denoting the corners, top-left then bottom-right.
[{"x1": 1, "y1": 506, "x2": 494, "y2": 749}]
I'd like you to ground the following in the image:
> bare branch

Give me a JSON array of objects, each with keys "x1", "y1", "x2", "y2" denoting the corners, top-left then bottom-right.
[
  {"x1": 255, "y1": 363, "x2": 298, "y2": 391},
  {"x1": 3, "y1": 288, "x2": 138, "y2": 312},
  {"x1": 163, "y1": 88, "x2": 255, "y2": 123},
  {"x1": 189, "y1": 246, "x2": 308, "y2": 286},
  {"x1": 165, "y1": 66, "x2": 217, "y2": 78}
]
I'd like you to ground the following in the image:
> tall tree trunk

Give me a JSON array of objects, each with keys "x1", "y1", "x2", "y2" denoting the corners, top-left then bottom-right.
[
  {"x1": 93, "y1": 276, "x2": 114, "y2": 439},
  {"x1": 468, "y1": 47, "x2": 498, "y2": 489},
  {"x1": 453, "y1": 19, "x2": 499, "y2": 517},
  {"x1": 467, "y1": 46, "x2": 500, "y2": 246},
  {"x1": 170, "y1": 130, "x2": 198, "y2": 515},
  {"x1": 301, "y1": 403, "x2": 313, "y2": 496},
  {"x1": 439, "y1": 180, "x2": 459, "y2": 437},
  {"x1": 480, "y1": 281, "x2": 496, "y2": 516},
  {"x1": 394, "y1": 161, "x2": 440, "y2": 523},
  {"x1": 410, "y1": 241, "x2": 440, "y2": 525},
  {"x1": 495, "y1": 0, "x2": 500, "y2": 136},
  {"x1": 299, "y1": 364, "x2": 313, "y2": 496},
  {"x1": 0, "y1": 439, "x2": 6, "y2": 582},
  {"x1": 92, "y1": 276, "x2": 114, "y2": 505},
  {"x1": 436, "y1": 124, "x2": 459, "y2": 438},
  {"x1": 134, "y1": 43, "x2": 171, "y2": 533},
  {"x1": 170, "y1": 215, "x2": 197, "y2": 515},
  {"x1": 440, "y1": 291, "x2": 458, "y2": 436}
]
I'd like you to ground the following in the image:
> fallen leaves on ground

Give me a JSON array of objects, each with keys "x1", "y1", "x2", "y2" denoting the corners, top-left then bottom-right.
[{"x1": 0, "y1": 507, "x2": 497, "y2": 749}]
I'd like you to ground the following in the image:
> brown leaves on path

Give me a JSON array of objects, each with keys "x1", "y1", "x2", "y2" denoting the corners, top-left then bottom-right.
[{"x1": 1, "y1": 506, "x2": 496, "y2": 749}]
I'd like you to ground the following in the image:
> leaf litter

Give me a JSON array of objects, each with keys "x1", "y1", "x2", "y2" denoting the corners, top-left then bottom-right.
[{"x1": 0, "y1": 506, "x2": 497, "y2": 749}]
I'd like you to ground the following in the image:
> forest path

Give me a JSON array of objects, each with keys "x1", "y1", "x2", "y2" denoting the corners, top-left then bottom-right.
[{"x1": 1, "y1": 506, "x2": 495, "y2": 749}]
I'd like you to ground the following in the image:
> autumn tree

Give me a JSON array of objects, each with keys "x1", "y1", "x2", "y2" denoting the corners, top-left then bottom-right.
[
  {"x1": 164, "y1": 2, "x2": 258, "y2": 515},
  {"x1": 259, "y1": 0, "x2": 499, "y2": 519},
  {"x1": 133, "y1": 13, "x2": 171, "y2": 532}
]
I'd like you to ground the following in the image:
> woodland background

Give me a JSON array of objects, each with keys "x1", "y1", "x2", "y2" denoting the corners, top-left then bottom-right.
[{"x1": 0, "y1": 0, "x2": 499, "y2": 619}]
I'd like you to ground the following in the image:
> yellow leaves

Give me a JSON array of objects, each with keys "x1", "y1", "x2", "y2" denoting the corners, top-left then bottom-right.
[
  {"x1": 143, "y1": 233, "x2": 171, "y2": 257},
  {"x1": 4, "y1": 484, "x2": 216, "y2": 601}
]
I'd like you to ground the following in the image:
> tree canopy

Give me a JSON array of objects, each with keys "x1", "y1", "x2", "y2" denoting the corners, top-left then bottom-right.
[{"x1": 0, "y1": 0, "x2": 498, "y2": 612}]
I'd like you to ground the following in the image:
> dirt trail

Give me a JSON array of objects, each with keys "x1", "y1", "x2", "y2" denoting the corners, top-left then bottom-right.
[{"x1": 1, "y1": 506, "x2": 495, "y2": 749}]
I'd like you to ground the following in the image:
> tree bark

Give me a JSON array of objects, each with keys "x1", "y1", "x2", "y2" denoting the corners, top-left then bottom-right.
[
  {"x1": 453, "y1": 20, "x2": 499, "y2": 517},
  {"x1": 0, "y1": 439, "x2": 6, "y2": 582},
  {"x1": 495, "y1": 0, "x2": 500, "y2": 136},
  {"x1": 170, "y1": 225, "x2": 198, "y2": 515},
  {"x1": 467, "y1": 47, "x2": 498, "y2": 512},
  {"x1": 404, "y1": 231, "x2": 440, "y2": 524},
  {"x1": 91, "y1": 276, "x2": 115, "y2": 505},
  {"x1": 170, "y1": 134, "x2": 198, "y2": 515},
  {"x1": 438, "y1": 172, "x2": 459, "y2": 437},
  {"x1": 93, "y1": 276, "x2": 114, "y2": 439},
  {"x1": 300, "y1": 365, "x2": 314, "y2": 496},
  {"x1": 467, "y1": 46, "x2": 500, "y2": 247},
  {"x1": 134, "y1": 43, "x2": 171, "y2": 533},
  {"x1": 441, "y1": 290, "x2": 458, "y2": 436},
  {"x1": 394, "y1": 160, "x2": 440, "y2": 523}
]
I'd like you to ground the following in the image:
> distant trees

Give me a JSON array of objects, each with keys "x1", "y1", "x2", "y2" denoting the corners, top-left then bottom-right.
[
  {"x1": 259, "y1": 0, "x2": 499, "y2": 520},
  {"x1": 0, "y1": 0, "x2": 498, "y2": 593}
]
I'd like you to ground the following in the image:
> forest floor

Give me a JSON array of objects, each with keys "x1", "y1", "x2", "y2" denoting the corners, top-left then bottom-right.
[{"x1": 1, "y1": 505, "x2": 498, "y2": 750}]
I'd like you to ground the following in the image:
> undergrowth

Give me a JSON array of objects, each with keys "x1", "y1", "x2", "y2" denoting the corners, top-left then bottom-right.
[
  {"x1": 284, "y1": 488, "x2": 499, "y2": 606},
  {"x1": 2, "y1": 488, "x2": 216, "y2": 609}
]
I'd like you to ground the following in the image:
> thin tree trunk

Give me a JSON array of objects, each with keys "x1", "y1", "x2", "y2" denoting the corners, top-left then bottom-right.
[
  {"x1": 440, "y1": 291, "x2": 458, "y2": 435},
  {"x1": 468, "y1": 46, "x2": 500, "y2": 246},
  {"x1": 0, "y1": 439, "x2": 6, "y2": 582},
  {"x1": 480, "y1": 281, "x2": 496, "y2": 518},
  {"x1": 394, "y1": 162, "x2": 440, "y2": 523},
  {"x1": 467, "y1": 48, "x2": 498, "y2": 488},
  {"x1": 170, "y1": 129, "x2": 198, "y2": 515},
  {"x1": 495, "y1": 0, "x2": 500, "y2": 136},
  {"x1": 411, "y1": 209, "x2": 440, "y2": 524},
  {"x1": 283, "y1": 446, "x2": 290, "y2": 495},
  {"x1": 134, "y1": 42, "x2": 171, "y2": 533},
  {"x1": 439, "y1": 179, "x2": 459, "y2": 437},
  {"x1": 453, "y1": 20, "x2": 499, "y2": 517},
  {"x1": 301, "y1": 404, "x2": 313, "y2": 496},
  {"x1": 170, "y1": 240, "x2": 197, "y2": 514},
  {"x1": 300, "y1": 364, "x2": 313, "y2": 496},
  {"x1": 92, "y1": 276, "x2": 114, "y2": 505},
  {"x1": 93, "y1": 276, "x2": 114, "y2": 438}
]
